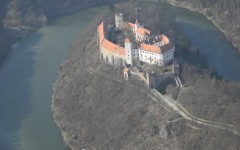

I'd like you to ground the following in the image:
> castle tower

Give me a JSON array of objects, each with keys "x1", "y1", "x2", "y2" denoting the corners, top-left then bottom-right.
[
  {"x1": 115, "y1": 13, "x2": 124, "y2": 29},
  {"x1": 146, "y1": 71, "x2": 156, "y2": 88},
  {"x1": 125, "y1": 38, "x2": 133, "y2": 66},
  {"x1": 135, "y1": 19, "x2": 140, "y2": 31}
]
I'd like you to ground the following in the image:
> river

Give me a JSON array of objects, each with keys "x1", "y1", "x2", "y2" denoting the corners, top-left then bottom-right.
[
  {"x1": 0, "y1": 2, "x2": 240, "y2": 150},
  {"x1": 0, "y1": 7, "x2": 102, "y2": 150},
  {"x1": 171, "y1": 7, "x2": 240, "y2": 81}
]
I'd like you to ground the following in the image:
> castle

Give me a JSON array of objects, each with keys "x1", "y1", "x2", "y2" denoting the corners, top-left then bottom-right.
[{"x1": 97, "y1": 13, "x2": 175, "y2": 67}]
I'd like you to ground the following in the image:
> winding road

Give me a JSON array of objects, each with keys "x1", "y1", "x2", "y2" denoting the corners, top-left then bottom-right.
[{"x1": 151, "y1": 89, "x2": 240, "y2": 136}]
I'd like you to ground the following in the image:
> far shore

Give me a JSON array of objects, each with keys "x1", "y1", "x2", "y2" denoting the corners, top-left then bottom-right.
[{"x1": 1, "y1": 0, "x2": 240, "y2": 67}]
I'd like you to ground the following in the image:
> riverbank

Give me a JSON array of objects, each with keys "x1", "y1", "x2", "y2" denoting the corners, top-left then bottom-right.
[
  {"x1": 1, "y1": 0, "x2": 240, "y2": 67},
  {"x1": 0, "y1": 0, "x2": 125, "y2": 67},
  {"x1": 136, "y1": 0, "x2": 240, "y2": 51},
  {"x1": 160, "y1": 0, "x2": 240, "y2": 51},
  {"x1": 0, "y1": 6, "x2": 108, "y2": 150}
]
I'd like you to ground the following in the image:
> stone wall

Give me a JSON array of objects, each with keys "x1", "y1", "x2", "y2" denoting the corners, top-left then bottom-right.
[
  {"x1": 146, "y1": 71, "x2": 174, "y2": 88},
  {"x1": 146, "y1": 64, "x2": 179, "y2": 88},
  {"x1": 100, "y1": 46, "x2": 126, "y2": 66}
]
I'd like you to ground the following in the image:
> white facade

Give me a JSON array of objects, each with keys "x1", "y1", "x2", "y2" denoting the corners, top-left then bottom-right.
[
  {"x1": 125, "y1": 39, "x2": 133, "y2": 66},
  {"x1": 135, "y1": 33, "x2": 147, "y2": 42},
  {"x1": 132, "y1": 49, "x2": 162, "y2": 66},
  {"x1": 129, "y1": 43, "x2": 175, "y2": 66},
  {"x1": 125, "y1": 17, "x2": 175, "y2": 66}
]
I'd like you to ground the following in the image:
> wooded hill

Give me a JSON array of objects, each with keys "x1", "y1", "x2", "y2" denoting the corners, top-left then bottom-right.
[
  {"x1": 1, "y1": 0, "x2": 122, "y2": 28},
  {"x1": 1, "y1": 0, "x2": 240, "y2": 28},
  {"x1": 0, "y1": 0, "x2": 122, "y2": 62},
  {"x1": 0, "y1": 0, "x2": 240, "y2": 63}
]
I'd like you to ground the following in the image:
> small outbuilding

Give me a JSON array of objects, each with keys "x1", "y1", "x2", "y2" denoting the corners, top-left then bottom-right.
[{"x1": 123, "y1": 67, "x2": 130, "y2": 80}]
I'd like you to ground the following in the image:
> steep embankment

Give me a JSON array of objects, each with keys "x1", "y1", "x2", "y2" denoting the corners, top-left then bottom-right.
[
  {"x1": 52, "y1": 7, "x2": 240, "y2": 149},
  {"x1": 161, "y1": 0, "x2": 240, "y2": 51},
  {"x1": 52, "y1": 13, "x2": 180, "y2": 150}
]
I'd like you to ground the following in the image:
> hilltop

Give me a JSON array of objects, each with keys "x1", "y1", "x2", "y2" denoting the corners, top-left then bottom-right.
[{"x1": 52, "y1": 3, "x2": 240, "y2": 150}]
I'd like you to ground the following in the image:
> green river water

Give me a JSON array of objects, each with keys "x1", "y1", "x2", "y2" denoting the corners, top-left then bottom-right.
[{"x1": 0, "y1": 3, "x2": 239, "y2": 150}]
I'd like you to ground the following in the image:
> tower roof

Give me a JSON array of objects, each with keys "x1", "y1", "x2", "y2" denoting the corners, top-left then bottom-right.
[{"x1": 125, "y1": 38, "x2": 130, "y2": 43}]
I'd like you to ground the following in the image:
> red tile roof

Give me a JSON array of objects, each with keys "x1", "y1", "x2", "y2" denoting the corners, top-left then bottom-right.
[
  {"x1": 140, "y1": 43, "x2": 161, "y2": 53},
  {"x1": 98, "y1": 22, "x2": 105, "y2": 43},
  {"x1": 98, "y1": 22, "x2": 173, "y2": 56},
  {"x1": 136, "y1": 27, "x2": 150, "y2": 35},
  {"x1": 162, "y1": 34, "x2": 169, "y2": 44},
  {"x1": 98, "y1": 22, "x2": 125, "y2": 56},
  {"x1": 140, "y1": 41, "x2": 174, "y2": 54},
  {"x1": 128, "y1": 22, "x2": 135, "y2": 29},
  {"x1": 101, "y1": 39, "x2": 126, "y2": 55}
]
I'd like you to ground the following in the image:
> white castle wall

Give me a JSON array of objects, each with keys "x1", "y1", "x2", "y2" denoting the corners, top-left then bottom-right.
[{"x1": 125, "y1": 41, "x2": 133, "y2": 66}]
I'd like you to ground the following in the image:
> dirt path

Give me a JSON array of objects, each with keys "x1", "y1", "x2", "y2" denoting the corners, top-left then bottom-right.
[{"x1": 151, "y1": 89, "x2": 240, "y2": 136}]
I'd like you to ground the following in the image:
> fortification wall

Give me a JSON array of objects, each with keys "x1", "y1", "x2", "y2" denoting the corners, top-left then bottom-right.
[
  {"x1": 146, "y1": 64, "x2": 180, "y2": 88},
  {"x1": 100, "y1": 46, "x2": 126, "y2": 66},
  {"x1": 147, "y1": 71, "x2": 174, "y2": 88}
]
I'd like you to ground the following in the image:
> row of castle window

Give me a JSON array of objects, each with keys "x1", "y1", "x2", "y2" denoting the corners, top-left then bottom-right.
[
  {"x1": 133, "y1": 49, "x2": 157, "y2": 56},
  {"x1": 131, "y1": 50, "x2": 162, "y2": 61},
  {"x1": 141, "y1": 51, "x2": 156, "y2": 55}
]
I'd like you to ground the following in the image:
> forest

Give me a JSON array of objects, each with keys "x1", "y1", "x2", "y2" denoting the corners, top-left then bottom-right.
[
  {"x1": 0, "y1": 0, "x2": 122, "y2": 62},
  {"x1": 2, "y1": 0, "x2": 120, "y2": 27},
  {"x1": 0, "y1": 0, "x2": 239, "y2": 44},
  {"x1": 0, "y1": 0, "x2": 240, "y2": 28}
]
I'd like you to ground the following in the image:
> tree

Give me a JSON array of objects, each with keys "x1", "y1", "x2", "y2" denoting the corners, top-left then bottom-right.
[{"x1": 109, "y1": 4, "x2": 116, "y2": 13}]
